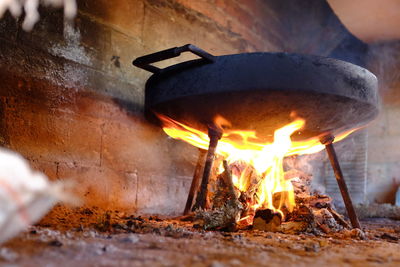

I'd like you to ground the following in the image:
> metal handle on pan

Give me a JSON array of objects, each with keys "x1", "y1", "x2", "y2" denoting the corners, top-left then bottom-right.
[{"x1": 132, "y1": 44, "x2": 215, "y2": 74}]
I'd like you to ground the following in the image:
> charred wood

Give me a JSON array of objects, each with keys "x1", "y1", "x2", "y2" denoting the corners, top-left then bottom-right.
[
  {"x1": 328, "y1": 206, "x2": 351, "y2": 229},
  {"x1": 252, "y1": 209, "x2": 282, "y2": 232},
  {"x1": 194, "y1": 198, "x2": 243, "y2": 231},
  {"x1": 193, "y1": 126, "x2": 222, "y2": 210},
  {"x1": 184, "y1": 149, "x2": 207, "y2": 215},
  {"x1": 195, "y1": 159, "x2": 243, "y2": 231},
  {"x1": 222, "y1": 160, "x2": 238, "y2": 200}
]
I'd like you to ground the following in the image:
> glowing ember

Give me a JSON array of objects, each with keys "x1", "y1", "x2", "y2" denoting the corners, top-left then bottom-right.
[{"x1": 157, "y1": 114, "x2": 356, "y2": 217}]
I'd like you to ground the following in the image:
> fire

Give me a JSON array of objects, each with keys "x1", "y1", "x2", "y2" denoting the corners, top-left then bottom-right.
[{"x1": 158, "y1": 114, "x2": 355, "y2": 216}]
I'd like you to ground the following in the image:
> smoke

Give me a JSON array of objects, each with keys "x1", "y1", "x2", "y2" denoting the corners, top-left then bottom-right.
[
  {"x1": 367, "y1": 41, "x2": 400, "y2": 95},
  {"x1": 284, "y1": 150, "x2": 328, "y2": 194},
  {"x1": 285, "y1": 129, "x2": 369, "y2": 206},
  {"x1": 0, "y1": 0, "x2": 76, "y2": 31}
]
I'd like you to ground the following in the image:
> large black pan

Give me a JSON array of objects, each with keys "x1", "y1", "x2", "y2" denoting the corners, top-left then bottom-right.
[{"x1": 133, "y1": 44, "x2": 379, "y2": 142}]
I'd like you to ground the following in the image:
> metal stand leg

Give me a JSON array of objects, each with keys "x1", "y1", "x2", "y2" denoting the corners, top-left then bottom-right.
[
  {"x1": 192, "y1": 126, "x2": 222, "y2": 210},
  {"x1": 321, "y1": 134, "x2": 361, "y2": 229},
  {"x1": 183, "y1": 149, "x2": 207, "y2": 215}
]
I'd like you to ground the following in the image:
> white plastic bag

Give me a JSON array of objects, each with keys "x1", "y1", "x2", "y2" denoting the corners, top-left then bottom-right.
[{"x1": 0, "y1": 148, "x2": 73, "y2": 244}]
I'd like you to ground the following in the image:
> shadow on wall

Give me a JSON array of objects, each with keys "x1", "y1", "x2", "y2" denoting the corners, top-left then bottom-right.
[
  {"x1": 0, "y1": 6, "x2": 199, "y2": 215},
  {"x1": 0, "y1": 71, "x2": 199, "y2": 214}
]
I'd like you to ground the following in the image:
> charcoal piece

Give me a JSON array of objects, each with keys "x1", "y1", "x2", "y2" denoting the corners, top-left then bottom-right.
[{"x1": 252, "y1": 209, "x2": 282, "y2": 232}]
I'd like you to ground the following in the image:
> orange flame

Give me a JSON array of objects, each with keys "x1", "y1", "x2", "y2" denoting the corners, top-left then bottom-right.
[{"x1": 158, "y1": 114, "x2": 356, "y2": 216}]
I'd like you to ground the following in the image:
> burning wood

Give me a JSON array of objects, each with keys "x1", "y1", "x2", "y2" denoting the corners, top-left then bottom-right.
[
  {"x1": 193, "y1": 158, "x2": 351, "y2": 234},
  {"x1": 221, "y1": 160, "x2": 238, "y2": 201},
  {"x1": 159, "y1": 114, "x2": 358, "y2": 234}
]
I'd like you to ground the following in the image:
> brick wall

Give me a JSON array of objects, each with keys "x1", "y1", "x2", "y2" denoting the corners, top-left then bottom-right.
[{"x1": 0, "y1": 0, "x2": 381, "y2": 215}]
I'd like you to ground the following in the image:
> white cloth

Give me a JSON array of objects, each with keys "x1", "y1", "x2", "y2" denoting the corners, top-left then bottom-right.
[
  {"x1": 0, "y1": 0, "x2": 76, "y2": 31},
  {"x1": 0, "y1": 148, "x2": 71, "y2": 244}
]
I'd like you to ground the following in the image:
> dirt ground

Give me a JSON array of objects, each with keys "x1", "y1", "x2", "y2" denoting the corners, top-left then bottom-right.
[{"x1": 1, "y1": 208, "x2": 399, "y2": 267}]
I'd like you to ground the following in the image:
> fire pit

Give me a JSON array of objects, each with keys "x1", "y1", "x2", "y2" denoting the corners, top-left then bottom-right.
[{"x1": 132, "y1": 44, "x2": 379, "y2": 232}]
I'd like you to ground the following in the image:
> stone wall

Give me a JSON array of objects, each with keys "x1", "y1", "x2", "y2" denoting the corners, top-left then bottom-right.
[{"x1": 0, "y1": 0, "x2": 384, "y2": 215}]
